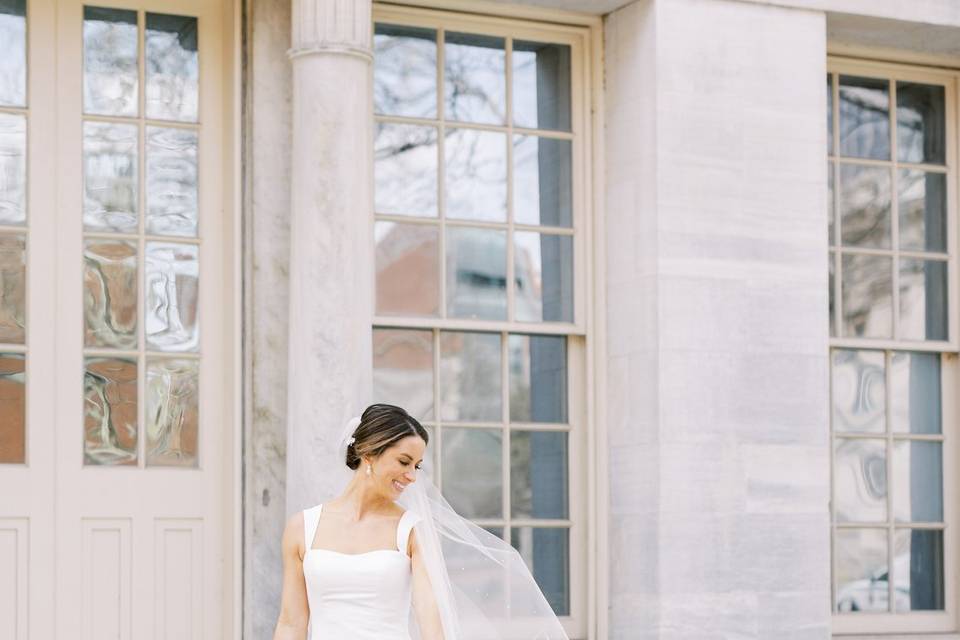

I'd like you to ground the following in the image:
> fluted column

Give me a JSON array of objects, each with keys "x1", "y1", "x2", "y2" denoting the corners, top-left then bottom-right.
[{"x1": 285, "y1": 0, "x2": 374, "y2": 514}]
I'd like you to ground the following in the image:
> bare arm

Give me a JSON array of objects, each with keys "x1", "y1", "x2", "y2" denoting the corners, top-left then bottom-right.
[
  {"x1": 272, "y1": 512, "x2": 310, "y2": 640},
  {"x1": 410, "y1": 529, "x2": 445, "y2": 640}
]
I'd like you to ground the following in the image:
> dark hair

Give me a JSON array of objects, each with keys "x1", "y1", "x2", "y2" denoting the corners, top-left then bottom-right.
[{"x1": 345, "y1": 404, "x2": 428, "y2": 470}]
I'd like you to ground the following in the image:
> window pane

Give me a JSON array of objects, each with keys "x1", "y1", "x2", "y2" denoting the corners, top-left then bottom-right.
[
  {"x1": 899, "y1": 258, "x2": 947, "y2": 342},
  {"x1": 0, "y1": 353, "x2": 24, "y2": 463},
  {"x1": 146, "y1": 126, "x2": 198, "y2": 238},
  {"x1": 841, "y1": 254, "x2": 892, "y2": 339},
  {"x1": 890, "y1": 352, "x2": 940, "y2": 435},
  {"x1": 373, "y1": 328, "x2": 434, "y2": 422},
  {"x1": 445, "y1": 227, "x2": 506, "y2": 320},
  {"x1": 440, "y1": 331, "x2": 500, "y2": 422},
  {"x1": 511, "y1": 527, "x2": 569, "y2": 616},
  {"x1": 444, "y1": 128, "x2": 507, "y2": 222},
  {"x1": 0, "y1": 0, "x2": 26, "y2": 107},
  {"x1": 828, "y1": 162, "x2": 835, "y2": 245},
  {"x1": 84, "y1": 357, "x2": 138, "y2": 466},
  {"x1": 835, "y1": 528, "x2": 889, "y2": 613},
  {"x1": 840, "y1": 164, "x2": 891, "y2": 249},
  {"x1": 84, "y1": 240, "x2": 137, "y2": 349},
  {"x1": 442, "y1": 427, "x2": 502, "y2": 518},
  {"x1": 375, "y1": 221, "x2": 439, "y2": 317},
  {"x1": 828, "y1": 252, "x2": 836, "y2": 337},
  {"x1": 839, "y1": 75, "x2": 890, "y2": 160},
  {"x1": 0, "y1": 112, "x2": 26, "y2": 226},
  {"x1": 374, "y1": 24, "x2": 436, "y2": 119},
  {"x1": 511, "y1": 430, "x2": 568, "y2": 519},
  {"x1": 145, "y1": 13, "x2": 199, "y2": 123},
  {"x1": 893, "y1": 529, "x2": 945, "y2": 611},
  {"x1": 897, "y1": 82, "x2": 945, "y2": 165},
  {"x1": 444, "y1": 32, "x2": 505, "y2": 125},
  {"x1": 832, "y1": 349, "x2": 885, "y2": 434},
  {"x1": 898, "y1": 170, "x2": 946, "y2": 253},
  {"x1": 0, "y1": 234, "x2": 24, "y2": 344},
  {"x1": 892, "y1": 440, "x2": 942, "y2": 523},
  {"x1": 513, "y1": 135, "x2": 572, "y2": 227},
  {"x1": 513, "y1": 41, "x2": 571, "y2": 132},
  {"x1": 375, "y1": 123, "x2": 438, "y2": 218},
  {"x1": 145, "y1": 242, "x2": 199, "y2": 352},
  {"x1": 834, "y1": 438, "x2": 887, "y2": 523},
  {"x1": 83, "y1": 7, "x2": 138, "y2": 117},
  {"x1": 826, "y1": 74, "x2": 833, "y2": 154},
  {"x1": 146, "y1": 358, "x2": 198, "y2": 467},
  {"x1": 83, "y1": 121, "x2": 138, "y2": 233},
  {"x1": 514, "y1": 231, "x2": 573, "y2": 323},
  {"x1": 509, "y1": 334, "x2": 566, "y2": 423}
]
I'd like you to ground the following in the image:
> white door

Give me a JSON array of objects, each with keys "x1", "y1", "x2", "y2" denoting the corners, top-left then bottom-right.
[{"x1": 0, "y1": 0, "x2": 237, "y2": 637}]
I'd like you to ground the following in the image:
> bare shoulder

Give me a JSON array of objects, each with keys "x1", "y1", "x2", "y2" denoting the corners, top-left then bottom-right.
[{"x1": 281, "y1": 511, "x2": 305, "y2": 553}]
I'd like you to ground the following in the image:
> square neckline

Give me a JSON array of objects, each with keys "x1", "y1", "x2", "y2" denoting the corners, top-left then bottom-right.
[{"x1": 305, "y1": 504, "x2": 413, "y2": 558}]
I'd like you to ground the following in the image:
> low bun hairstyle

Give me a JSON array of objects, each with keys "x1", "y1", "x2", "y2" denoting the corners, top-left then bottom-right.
[{"x1": 345, "y1": 404, "x2": 429, "y2": 470}]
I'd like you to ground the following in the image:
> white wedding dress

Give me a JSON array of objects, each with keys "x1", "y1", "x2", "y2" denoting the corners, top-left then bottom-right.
[{"x1": 302, "y1": 504, "x2": 422, "y2": 640}]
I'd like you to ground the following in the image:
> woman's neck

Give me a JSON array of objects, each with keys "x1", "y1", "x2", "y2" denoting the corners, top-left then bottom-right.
[{"x1": 332, "y1": 472, "x2": 393, "y2": 521}]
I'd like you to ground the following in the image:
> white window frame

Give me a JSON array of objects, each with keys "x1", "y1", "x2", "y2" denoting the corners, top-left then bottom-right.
[
  {"x1": 828, "y1": 56, "x2": 960, "y2": 637},
  {"x1": 371, "y1": 4, "x2": 599, "y2": 638}
]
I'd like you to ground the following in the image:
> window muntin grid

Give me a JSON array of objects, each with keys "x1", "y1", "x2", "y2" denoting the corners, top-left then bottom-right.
[
  {"x1": 81, "y1": 6, "x2": 200, "y2": 468},
  {"x1": 0, "y1": 0, "x2": 27, "y2": 465},
  {"x1": 371, "y1": 9, "x2": 587, "y2": 625},
  {"x1": 828, "y1": 60, "x2": 957, "y2": 634}
]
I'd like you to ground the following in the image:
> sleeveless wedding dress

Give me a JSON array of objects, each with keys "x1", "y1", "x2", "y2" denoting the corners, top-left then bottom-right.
[{"x1": 302, "y1": 504, "x2": 422, "y2": 640}]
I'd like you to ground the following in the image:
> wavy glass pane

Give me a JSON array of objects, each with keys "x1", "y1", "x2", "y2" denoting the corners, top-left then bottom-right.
[
  {"x1": 832, "y1": 349, "x2": 885, "y2": 434},
  {"x1": 890, "y1": 352, "x2": 940, "y2": 435},
  {"x1": 841, "y1": 254, "x2": 892, "y2": 339},
  {"x1": 897, "y1": 82, "x2": 945, "y2": 165},
  {"x1": 445, "y1": 128, "x2": 507, "y2": 222},
  {"x1": 827, "y1": 74, "x2": 833, "y2": 154},
  {"x1": 373, "y1": 328, "x2": 434, "y2": 422},
  {"x1": 444, "y1": 32, "x2": 505, "y2": 125},
  {"x1": 374, "y1": 23, "x2": 436, "y2": 119},
  {"x1": 893, "y1": 529, "x2": 945, "y2": 611},
  {"x1": 0, "y1": 234, "x2": 24, "y2": 344},
  {"x1": 84, "y1": 357, "x2": 138, "y2": 466},
  {"x1": 441, "y1": 427, "x2": 502, "y2": 518},
  {"x1": 146, "y1": 13, "x2": 199, "y2": 123},
  {"x1": 0, "y1": 1, "x2": 26, "y2": 107},
  {"x1": 0, "y1": 112, "x2": 25, "y2": 226},
  {"x1": 83, "y1": 7, "x2": 138, "y2": 117},
  {"x1": 145, "y1": 242, "x2": 199, "y2": 352},
  {"x1": 514, "y1": 135, "x2": 572, "y2": 228},
  {"x1": 374, "y1": 123, "x2": 438, "y2": 218},
  {"x1": 83, "y1": 240, "x2": 137, "y2": 349},
  {"x1": 839, "y1": 75, "x2": 890, "y2": 160},
  {"x1": 0, "y1": 353, "x2": 24, "y2": 463},
  {"x1": 514, "y1": 231, "x2": 573, "y2": 323},
  {"x1": 509, "y1": 334, "x2": 566, "y2": 424},
  {"x1": 513, "y1": 41, "x2": 571, "y2": 132},
  {"x1": 511, "y1": 527, "x2": 569, "y2": 616},
  {"x1": 840, "y1": 164, "x2": 891, "y2": 249},
  {"x1": 146, "y1": 126, "x2": 198, "y2": 237},
  {"x1": 445, "y1": 226, "x2": 506, "y2": 320},
  {"x1": 835, "y1": 528, "x2": 889, "y2": 613},
  {"x1": 511, "y1": 430, "x2": 568, "y2": 519},
  {"x1": 892, "y1": 440, "x2": 942, "y2": 523},
  {"x1": 829, "y1": 252, "x2": 836, "y2": 336},
  {"x1": 439, "y1": 331, "x2": 500, "y2": 422},
  {"x1": 375, "y1": 221, "x2": 439, "y2": 316},
  {"x1": 898, "y1": 170, "x2": 946, "y2": 253},
  {"x1": 899, "y1": 258, "x2": 947, "y2": 342},
  {"x1": 83, "y1": 121, "x2": 138, "y2": 233},
  {"x1": 834, "y1": 438, "x2": 887, "y2": 523},
  {"x1": 828, "y1": 162, "x2": 835, "y2": 244},
  {"x1": 146, "y1": 358, "x2": 198, "y2": 467}
]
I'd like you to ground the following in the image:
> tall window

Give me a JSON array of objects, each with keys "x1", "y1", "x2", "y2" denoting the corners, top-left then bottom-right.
[
  {"x1": 370, "y1": 6, "x2": 590, "y2": 637},
  {"x1": 828, "y1": 60, "x2": 957, "y2": 635}
]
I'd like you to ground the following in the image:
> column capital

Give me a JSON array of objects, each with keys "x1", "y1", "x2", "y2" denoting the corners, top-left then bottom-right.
[{"x1": 289, "y1": 0, "x2": 372, "y2": 62}]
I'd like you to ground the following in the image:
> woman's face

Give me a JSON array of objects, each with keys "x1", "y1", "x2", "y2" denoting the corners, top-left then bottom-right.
[{"x1": 367, "y1": 435, "x2": 426, "y2": 498}]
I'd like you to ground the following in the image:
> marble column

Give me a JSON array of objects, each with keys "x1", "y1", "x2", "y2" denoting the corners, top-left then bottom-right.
[{"x1": 285, "y1": 0, "x2": 374, "y2": 515}]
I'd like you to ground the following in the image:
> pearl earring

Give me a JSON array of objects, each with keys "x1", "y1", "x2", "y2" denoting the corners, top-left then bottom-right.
[{"x1": 366, "y1": 464, "x2": 372, "y2": 477}]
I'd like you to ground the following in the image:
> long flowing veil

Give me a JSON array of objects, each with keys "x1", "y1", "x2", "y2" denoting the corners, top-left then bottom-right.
[{"x1": 334, "y1": 416, "x2": 569, "y2": 640}]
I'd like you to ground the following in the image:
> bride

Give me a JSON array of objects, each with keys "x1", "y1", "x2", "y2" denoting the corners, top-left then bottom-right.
[{"x1": 272, "y1": 403, "x2": 568, "y2": 640}]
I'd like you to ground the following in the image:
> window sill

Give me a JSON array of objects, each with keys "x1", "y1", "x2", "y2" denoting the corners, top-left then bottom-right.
[{"x1": 834, "y1": 634, "x2": 960, "y2": 640}]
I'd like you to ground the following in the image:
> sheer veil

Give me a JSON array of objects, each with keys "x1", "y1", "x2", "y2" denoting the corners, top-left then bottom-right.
[{"x1": 334, "y1": 416, "x2": 569, "y2": 640}]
